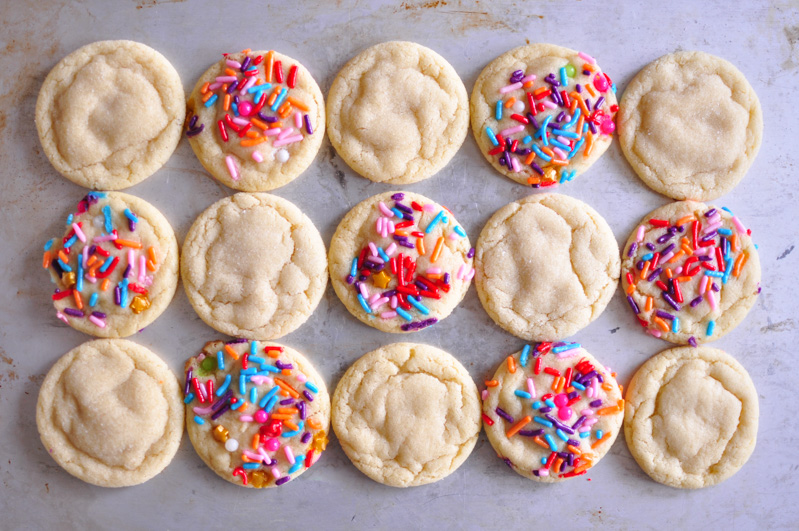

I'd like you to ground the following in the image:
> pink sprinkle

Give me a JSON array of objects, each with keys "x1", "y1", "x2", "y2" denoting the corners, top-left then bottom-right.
[
  {"x1": 732, "y1": 216, "x2": 747, "y2": 234},
  {"x1": 673, "y1": 266, "x2": 683, "y2": 275},
  {"x1": 552, "y1": 147, "x2": 567, "y2": 160},
  {"x1": 542, "y1": 100, "x2": 557, "y2": 109},
  {"x1": 225, "y1": 59, "x2": 241, "y2": 69},
  {"x1": 427, "y1": 267, "x2": 442, "y2": 275},
  {"x1": 240, "y1": 76, "x2": 257, "y2": 95},
  {"x1": 635, "y1": 225, "x2": 645, "y2": 242},
  {"x1": 422, "y1": 203, "x2": 436, "y2": 213},
  {"x1": 481, "y1": 389, "x2": 489, "y2": 400},
  {"x1": 702, "y1": 222, "x2": 722, "y2": 236},
  {"x1": 647, "y1": 328, "x2": 662, "y2": 338},
  {"x1": 295, "y1": 372, "x2": 307, "y2": 383},
  {"x1": 359, "y1": 283, "x2": 369, "y2": 298},
  {"x1": 585, "y1": 417, "x2": 599, "y2": 427},
  {"x1": 252, "y1": 151, "x2": 264, "y2": 163},
  {"x1": 232, "y1": 116, "x2": 249, "y2": 127},
  {"x1": 208, "y1": 82, "x2": 223, "y2": 90},
  {"x1": 527, "y1": 377, "x2": 536, "y2": 398},
  {"x1": 378, "y1": 202, "x2": 394, "y2": 217},
  {"x1": 466, "y1": 268, "x2": 475, "y2": 281},
  {"x1": 93, "y1": 234, "x2": 116, "y2": 243},
  {"x1": 661, "y1": 251, "x2": 674, "y2": 263},
  {"x1": 271, "y1": 467, "x2": 281, "y2": 479},
  {"x1": 368, "y1": 242, "x2": 379, "y2": 257},
  {"x1": 511, "y1": 156, "x2": 521, "y2": 172},
  {"x1": 243, "y1": 449, "x2": 261, "y2": 461},
  {"x1": 250, "y1": 375, "x2": 273, "y2": 385},
  {"x1": 380, "y1": 311, "x2": 397, "y2": 319},
  {"x1": 390, "y1": 295, "x2": 398, "y2": 309},
  {"x1": 499, "y1": 81, "x2": 522, "y2": 94},
  {"x1": 215, "y1": 76, "x2": 237, "y2": 83},
  {"x1": 521, "y1": 74, "x2": 536, "y2": 83},
  {"x1": 257, "y1": 447, "x2": 270, "y2": 461},
  {"x1": 82, "y1": 245, "x2": 89, "y2": 264},
  {"x1": 239, "y1": 415, "x2": 254, "y2": 423},
  {"x1": 457, "y1": 264, "x2": 466, "y2": 280},
  {"x1": 538, "y1": 469, "x2": 550, "y2": 477},
  {"x1": 85, "y1": 276, "x2": 97, "y2": 284},
  {"x1": 580, "y1": 409, "x2": 594, "y2": 416},
  {"x1": 278, "y1": 127, "x2": 295, "y2": 140},
  {"x1": 127, "y1": 249, "x2": 135, "y2": 267},
  {"x1": 368, "y1": 293, "x2": 380, "y2": 304},
  {"x1": 89, "y1": 315, "x2": 105, "y2": 328},
  {"x1": 72, "y1": 223, "x2": 86, "y2": 243},
  {"x1": 272, "y1": 134, "x2": 303, "y2": 147},
  {"x1": 294, "y1": 111, "x2": 302, "y2": 129},
  {"x1": 706, "y1": 290, "x2": 718, "y2": 311},
  {"x1": 284, "y1": 446, "x2": 295, "y2": 465},
  {"x1": 699, "y1": 275, "x2": 709, "y2": 295},
  {"x1": 264, "y1": 128, "x2": 281, "y2": 137},
  {"x1": 387, "y1": 220, "x2": 395, "y2": 233},
  {"x1": 556, "y1": 135, "x2": 571, "y2": 145},
  {"x1": 375, "y1": 217, "x2": 384, "y2": 234},
  {"x1": 385, "y1": 243, "x2": 397, "y2": 256},
  {"x1": 371, "y1": 297, "x2": 389, "y2": 310},
  {"x1": 578, "y1": 426, "x2": 591, "y2": 433},
  {"x1": 500, "y1": 125, "x2": 525, "y2": 136},
  {"x1": 578, "y1": 52, "x2": 596, "y2": 64},
  {"x1": 448, "y1": 231, "x2": 459, "y2": 240},
  {"x1": 225, "y1": 155, "x2": 239, "y2": 180}
]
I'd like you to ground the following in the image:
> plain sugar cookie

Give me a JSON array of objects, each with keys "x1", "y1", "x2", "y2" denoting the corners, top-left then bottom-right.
[
  {"x1": 621, "y1": 201, "x2": 761, "y2": 345},
  {"x1": 184, "y1": 339, "x2": 330, "y2": 488},
  {"x1": 471, "y1": 44, "x2": 618, "y2": 187},
  {"x1": 42, "y1": 191, "x2": 179, "y2": 338},
  {"x1": 187, "y1": 49, "x2": 325, "y2": 191},
  {"x1": 618, "y1": 51, "x2": 763, "y2": 200},
  {"x1": 475, "y1": 193, "x2": 620, "y2": 341},
  {"x1": 332, "y1": 343, "x2": 481, "y2": 487},
  {"x1": 327, "y1": 41, "x2": 468, "y2": 184},
  {"x1": 181, "y1": 193, "x2": 327, "y2": 339},
  {"x1": 36, "y1": 40, "x2": 185, "y2": 190},
  {"x1": 482, "y1": 342, "x2": 624, "y2": 481},
  {"x1": 624, "y1": 346, "x2": 758, "y2": 489},
  {"x1": 36, "y1": 339, "x2": 184, "y2": 487},
  {"x1": 328, "y1": 191, "x2": 473, "y2": 333}
]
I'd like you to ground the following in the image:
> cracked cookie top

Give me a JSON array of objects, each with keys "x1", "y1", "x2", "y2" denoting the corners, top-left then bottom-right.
[
  {"x1": 181, "y1": 193, "x2": 327, "y2": 340},
  {"x1": 332, "y1": 343, "x2": 480, "y2": 487},
  {"x1": 326, "y1": 41, "x2": 468, "y2": 184},
  {"x1": 36, "y1": 40, "x2": 185, "y2": 190},
  {"x1": 36, "y1": 339, "x2": 183, "y2": 487},
  {"x1": 186, "y1": 48, "x2": 325, "y2": 192},
  {"x1": 624, "y1": 346, "x2": 758, "y2": 489},
  {"x1": 475, "y1": 193, "x2": 620, "y2": 341},
  {"x1": 618, "y1": 51, "x2": 762, "y2": 201}
]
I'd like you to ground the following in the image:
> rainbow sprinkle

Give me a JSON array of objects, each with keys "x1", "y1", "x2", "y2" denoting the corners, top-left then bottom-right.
[
  {"x1": 43, "y1": 193, "x2": 162, "y2": 328},
  {"x1": 185, "y1": 340, "x2": 327, "y2": 488},
  {"x1": 622, "y1": 205, "x2": 757, "y2": 344},
  {"x1": 483, "y1": 52, "x2": 617, "y2": 187},
  {"x1": 345, "y1": 193, "x2": 473, "y2": 331},
  {"x1": 187, "y1": 49, "x2": 314, "y2": 180},
  {"x1": 483, "y1": 342, "x2": 622, "y2": 479}
]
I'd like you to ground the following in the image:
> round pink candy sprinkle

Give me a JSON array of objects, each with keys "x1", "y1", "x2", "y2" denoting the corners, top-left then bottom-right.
[
  {"x1": 557, "y1": 406, "x2": 573, "y2": 421},
  {"x1": 254, "y1": 410, "x2": 268, "y2": 423},
  {"x1": 593, "y1": 74, "x2": 609, "y2": 92},
  {"x1": 553, "y1": 393, "x2": 568, "y2": 407},
  {"x1": 600, "y1": 118, "x2": 615, "y2": 135},
  {"x1": 238, "y1": 100, "x2": 253, "y2": 116},
  {"x1": 265, "y1": 438, "x2": 280, "y2": 452}
]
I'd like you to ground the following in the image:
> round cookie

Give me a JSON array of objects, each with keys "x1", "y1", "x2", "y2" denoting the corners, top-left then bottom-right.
[
  {"x1": 482, "y1": 342, "x2": 623, "y2": 481},
  {"x1": 181, "y1": 192, "x2": 327, "y2": 340},
  {"x1": 618, "y1": 51, "x2": 763, "y2": 200},
  {"x1": 36, "y1": 339, "x2": 184, "y2": 487},
  {"x1": 471, "y1": 44, "x2": 618, "y2": 187},
  {"x1": 186, "y1": 49, "x2": 325, "y2": 192},
  {"x1": 621, "y1": 201, "x2": 761, "y2": 345},
  {"x1": 327, "y1": 41, "x2": 468, "y2": 184},
  {"x1": 184, "y1": 339, "x2": 330, "y2": 488},
  {"x1": 35, "y1": 40, "x2": 185, "y2": 190},
  {"x1": 332, "y1": 343, "x2": 480, "y2": 487},
  {"x1": 475, "y1": 193, "x2": 620, "y2": 341},
  {"x1": 624, "y1": 346, "x2": 758, "y2": 489},
  {"x1": 42, "y1": 191, "x2": 179, "y2": 338},
  {"x1": 328, "y1": 191, "x2": 473, "y2": 333}
]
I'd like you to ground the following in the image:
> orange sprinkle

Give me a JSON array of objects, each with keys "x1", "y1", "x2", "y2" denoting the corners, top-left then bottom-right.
[
  {"x1": 681, "y1": 244, "x2": 694, "y2": 256},
  {"x1": 202, "y1": 91, "x2": 214, "y2": 103},
  {"x1": 415, "y1": 236, "x2": 425, "y2": 256},
  {"x1": 278, "y1": 408, "x2": 299, "y2": 416},
  {"x1": 506, "y1": 416, "x2": 532, "y2": 438},
  {"x1": 224, "y1": 67, "x2": 236, "y2": 77},
  {"x1": 283, "y1": 420, "x2": 299, "y2": 431},
  {"x1": 640, "y1": 260, "x2": 651, "y2": 280},
  {"x1": 73, "y1": 290, "x2": 84, "y2": 310},
  {"x1": 533, "y1": 87, "x2": 549, "y2": 97},
  {"x1": 275, "y1": 378, "x2": 300, "y2": 398},
  {"x1": 575, "y1": 116, "x2": 585, "y2": 140},
  {"x1": 250, "y1": 117, "x2": 269, "y2": 130},
  {"x1": 555, "y1": 377, "x2": 565, "y2": 393},
  {"x1": 287, "y1": 97, "x2": 309, "y2": 112},
  {"x1": 114, "y1": 239, "x2": 143, "y2": 249},
  {"x1": 541, "y1": 146, "x2": 555, "y2": 158},
  {"x1": 485, "y1": 380, "x2": 499, "y2": 387},
  {"x1": 591, "y1": 432, "x2": 611, "y2": 449},
  {"x1": 583, "y1": 63, "x2": 596, "y2": 72},
  {"x1": 618, "y1": 399, "x2": 625, "y2": 409},
  {"x1": 245, "y1": 130, "x2": 259, "y2": 138},
  {"x1": 675, "y1": 215, "x2": 694, "y2": 226},
  {"x1": 265, "y1": 51, "x2": 274, "y2": 82},
  {"x1": 280, "y1": 390, "x2": 290, "y2": 397},
  {"x1": 573, "y1": 462, "x2": 592, "y2": 474},
  {"x1": 270, "y1": 413, "x2": 293, "y2": 420},
  {"x1": 241, "y1": 454, "x2": 258, "y2": 463},
  {"x1": 431, "y1": 237, "x2": 444, "y2": 263},
  {"x1": 653, "y1": 316, "x2": 669, "y2": 332},
  {"x1": 665, "y1": 269, "x2": 673, "y2": 279},
  {"x1": 146, "y1": 259, "x2": 156, "y2": 272},
  {"x1": 533, "y1": 436, "x2": 550, "y2": 449},
  {"x1": 668, "y1": 250, "x2": 685, "y2": 263},
  {"x1": 626, "y1": 284, "x2": 636, "y2": 296},
  {"x1": 224, "y1": 345, "x2": 240, "y2": 360},
  {"x1": 101, "y1": 278, "x2": 110, "y2": 291},
  {"x1": 503, "y1": 97, "x2": 517, "y2": 109},
  {"x1": 42, "y1": 251, "x2": 51, "y2": 269},
  {"x1": 240, "y1": 138, "x2": 267, "y2": 147},
  {"x1": 601, "y1": 382, "x2": 613, "y2": 392},
  {"x1": 265, "y1": 348, "x2": 281, "y2": 359},
  {"x1": 307, "y1": 418, "x2": 322, "y2": 430},
  {"x1": 733, "y1": 252, "x2": 748, "y2": 277},
  {"x1": 567, "y1": 445, "x2": 582, "y2": 455},
  {"x1": 200, "y1": 81, "x2": 210, "y2": 94},
  {"x1": 527, "y1": 175, "x2": 541, "y2": 185},
  {"x1": 584, "y1": 130, "x2": 594, "y2": 156},
  {"x1": 427, "y1": 273, "x2": 443, "y2": 280},
  {"x1": 524, "y1": 152, "x2": 535, "y2": 165},
  {"x1": 585, "y1": 83, "x2": 597, "y2": 98},
  {"x1": 597, "y1": 406, "x2": 619, "y2": 416},
  {"x1": 645, "y1": 296, "x2": 654, "y2": 312},
  {"x1": 267, "y1": 87, "x2": 280, "y2": 106},
  {"x1": 394, "y1": 230, "x2": 409, "y2": 237},
  {"x1": 241, "y1": 48, "x2": 252, "y2": 54},
  {"x1": 58, "y1": 250, "x2": 69, "y2": 263},
  {"x1": 523, "y1": 80, "x2": 535, "y2": 88},
  {"x1": 677, "y1": 275, "x2": 691, "y2": 283},
  {"x1": 553, "y1": 458, "x2": 563, "y2": 472},
  {"x1": 278, "y1": 104, "x2": 292, "y2": 118},
  {"x1": 268, "y1": 121, "x2": 283, "y2": 129},
  {"x1": 223, "y1": 93, "x2": 231, "y2": 111},
  {"x1": 507, "y1": 356, "x2": 517, "y2": 374},
  {"x1": 86, "y1": 255, "x2": 97, "y2": 267},
  {"x1": 251, "y1": 434, "x2": 260, "y2": 450},
  {"x1": 550, "y1": 158, "x2": 568, "y2": 167},
  {"x1": 571, "y1": 92, "x2": 589, "y2": 114},
  {"x1": 731, "y1": 233, "x2": 740, "y2": 252}
]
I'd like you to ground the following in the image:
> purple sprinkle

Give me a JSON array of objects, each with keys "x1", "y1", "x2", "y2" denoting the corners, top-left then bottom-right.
[
  {"x1": 645, "y1": 242, "x2": 656, "y2": 251},
  {"x1": 258, "y1": 112, "x2": 278, "y2": 123},
  {"x1": 64, "y1": 308, "x2": 84, "y2": 317},
  {"x1": 495, "y1": 407, "x2": 514, "y2": 423},
  {"x1": 227, "y1": 338, "x2": 248, "y2": 344},
  {"x1": 443, "y1": 273, "x2": 450, "y2": 285},
  {"x1": 556, "y1": 111, "x2": 566, "y2": 123},
  {"x1": 688, "y1": 336, "x2": 698, "y2": 347},
  {"x1": 279, "y1": 398, "x2": 294, "y2": 406},
  {"x1": 646, "y1": 267, "x2": 663, "y2": 282},
  {"x1": 400, "y1": 317, "x2": 438, "y2": 332},
  {"x1": 91, "y1": 311, "x2": 106, "y2": 319},
  {"x1": 298, "y1": 401, "x2": 306, "y2": 420},
  {"x1": 275, "y1": 476, "x2": 290, "y2": 486},
  {"x1": 518, "y1": 429, "x2": 545, "y2": 437},
  {"x1": 702, "y1": 231, "x2": 717, "y2": 241},
  {"x1": 627, "y1": 242, "x2": 638, "y2": 258},
  {"x1": 590, "y1": 399, "x2": 603, "y2": 408},
  {"x1": 697, "y1": 255, "x2": 712, "y2": 262},
  {"x1": 188, "y1": 115, "x2": 198, "y2": 129},
  {"x1": 712, "y1": 282, "x2": 720, "y2": 292},
  {"x1": 660, "y1": 243, "x2": 675, "y2": 256},
  {"x1": 690, "y1": 296, "x2": 703, "y2": 307},
  {"x1": 303, "y1": 114, "x2": 313, "y2": 135},
  {"x1": 704, "y1": 208, "x2": 717, "y2": 217},
  {"x1": 510, "y1": 69, "x2": 524, "y2": 83},
  {"x1": 539, "y1": 407, "x2": 553, "y2": 413},
  {"x1": 656, "y1": 309, "x2": 675, "y2": 320},
  {"x1": 575, "y1": 83, "x2": 582, "y2": 93},
  {"x1": 572, "y1": 416, "x2": 587, "y2": 430},
  {"x1": 391, "y1": 193, "x2": 405, "y2": 201},
  {"x1": 531, "y1": 162, "x2": 544, "y2": 175},
  {"x1": 275, "y1": 361, "x2": 294, "y2": 370},
  {"x1": 567, "y1": 391, "x2": 579, "y2": 400},
  {"x1": 240, "y1": 55, "x2": 251, "y2": 72},
  {"x1": 595, "y1": 96, "x2": 605, "y2": 110},
  {"x1": 226, "y1": 81, "x2": 237, "y2": 94},
  {"x1": 527, "y1": 114, "x2": 540, "y2": 129},
  {"x1": 636, "y1": 260, "x2": 644, "y2": 271},
  {"x1": 503, "y1": 458, "x2": 514, "y2": 469},
  {"x1": 184, "y1": 368, "x2": 192, "y2": 395},
  {"x1": 583, "y1": 70, "x2": 591, "y2": 76},
  {"x1": 467, "y1": 248, "x2": 475, "y2": 259},
  {"x1": 657, "y1": 232, "x2": 674, "y2": 244},
  {"x1": 210, "y1": 391, "x2": 233, "y2": 413},
  {"x1": 303, "y1": 390, "x2": 314, "y2": 402},
  {"x1": 663, "y1": 291, "x2": 681, "y2": 311},
  {"x1": 123, "y1": 264, "x2": 132, "y2": 278},
  {"x1": 301, "y1": 431, "x2": 312, "y2": 444},
  {"x1": 567, "y1": 439, "x2": 580, "y2": 448},
  {"x1": 128, "y1": 219, "x2": 136, "y2": 232},
  {"x1": 210, "y1": 403, "x2": 230, "y2": 421},
  {"x1": 114, "y1": 286, "x2": 121, "y2": 305},
  {"x1": 588, "y1": 121, "x2": 598, "y2": 134},
  {"x1": 627, "y1": 296, "x2": 641, "y2": 315},
  {"x1": 346, "y1": 275, "x2": 355, "y2": 284},
  {"x1": 382, "y1": 289, "x2": 397, "y2": 298},
  {"x1": 186, "y1": 124, "x2": 205, "y2": 137},
  {"x1": 545, "y1": 414, "x2": 574, "y2": 434}
]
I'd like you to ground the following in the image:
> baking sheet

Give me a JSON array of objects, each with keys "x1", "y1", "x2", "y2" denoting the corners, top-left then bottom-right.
[{"x1": 1, "y1": 0, "x2": 797, "y2": 528}]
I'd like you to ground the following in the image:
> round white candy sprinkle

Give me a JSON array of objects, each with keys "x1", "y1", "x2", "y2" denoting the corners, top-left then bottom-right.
[
  {"x1": 225, "y1": 438, "x2": 239, "y2": 452},
  {"x1": 512, "y1": 100, "x2": 525, "y2": 113},
  {"x1": 276, "y1": 149, "x2": 290, "y2": 163}
]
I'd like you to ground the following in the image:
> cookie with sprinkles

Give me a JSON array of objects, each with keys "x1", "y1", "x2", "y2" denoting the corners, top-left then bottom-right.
[
  {"x1": 37, "y1": 339, "x2": 184, "y2": 487},
  {"x1": 327, "y1": 41, "x2": 469, "y2": 184},
  {"x1": 186, "y1": 48, "x2": 325, "y2": 192},
  {"x1": 332, "y1": 343, "x2": 480, "y2": 487},
  {"x1": 184, "y1": 340, "x2": 330, "y2": 488},
  {"x1": 42, "y1": 191, "x2": 179, "y2": 338},
  {"x1": 470, "y1": 44, "x2": 617, "y2": 188},
  {"x1": 621, "y1": 201, "x2": 761, "y2": 345},
  {"x1": 624, "y1": 346, "x2": 758, "y2": 488},
  {"x1": 36, "y1": 40, "x2": 185, "y2": 190},
  {"x1": 328, "y1": 191, "x2": 473, "y2": 333},
  {"x1": 475, "y1": 193, "x2": 620, "y2": 341},
  {"x1": 618, "y1": 51, "x2": 763, "y2": 201},
  {"x1": 181, "y1": 193, "x2": 327, "y2": 340},
  {"x1": 482, "y1": 343, "x2": 624, "y2": 482}
]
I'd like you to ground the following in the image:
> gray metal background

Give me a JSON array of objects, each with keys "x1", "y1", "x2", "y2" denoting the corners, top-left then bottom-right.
[{"x1": 0, "y1": 0, "x2": 797, "y2": 529}]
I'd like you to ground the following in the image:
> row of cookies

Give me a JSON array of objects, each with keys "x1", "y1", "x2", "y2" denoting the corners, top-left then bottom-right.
[{"x1": 35, "y1": 41, "x2": 761, "y2": 199}]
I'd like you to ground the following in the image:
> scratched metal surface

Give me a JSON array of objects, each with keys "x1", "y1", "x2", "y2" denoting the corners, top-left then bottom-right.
[{"x1": 0, "y1": 0, "x2": 797, "y2": 529}]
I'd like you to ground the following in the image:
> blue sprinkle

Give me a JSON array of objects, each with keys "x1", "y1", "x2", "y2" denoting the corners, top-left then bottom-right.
[
  {"x1": 350, "y1": 258, "x2": 358, "y2": 277},
  {"x1": 44, "y1": 239, "x2": 54, "y2": 251},
  {"x1": 579, "y1": 431, "x2": 590, "y2": 439},
  {"x1": 258, "y1": 365, "x2": 279, "y2": 374},
  {"x1": 270, "y1": 87, "x2": 289, "y2": 112},
  {"x1": 571, "y1": 381, "x2": 586, "y2": 391},
  {"x1": 552, "y1": 343, "x2": 580, "y2": 354},
  {"x1": 514, "y1": 390, "x2": 532, "y2": 399},
  {"x1": 259, "y1": 386, "x2": 280, "y2": 408},
  {"x1": 282, "y1": 420, "x2": 304, "y2": 438},
  {"x1": 98, "y1": 257, "x2": 114, "y2": 273},
  {"x1": 64, "y1": 235, "x2": 78, "y2": 249},
  {"x1": 89, "y1": 293, "x2": 99, "y2": 307},
  {"x1": 595, "y1": 429, "x2": 604, "y2": 440},
  {"x1": 544, "y1": 399, "x2": 556, "y2": 408},
  {"x1": 123, "y1": 209, "x2": 139, "y2": 223},
  {"x1": 250, "y1": 341, "x2": 257, "y2": 356},
  {"x1": 204, "y1": 94, "x2": 218, "y2": 107},
  {"x1": 390, "y1": 207, "x2": 404, "y2": 219},
  {"x1": 306, "y1": 381, "x2": 319, "y2": 393},
  {"x1": 531, "y1": 144, "x2": 552, "y2": 161},
  {"x1": 520, "y1": 344, "x2": 531, "y2": 367},
  {"x1": 552, "y1": 128, "x2": 578, "y2": 139},
  {"x1": 541, "y1": 456, "x2": 548, "y2": 465},
  {"x1": 407, "y1": 296, "x2": 430, "y2": 315},
  {"x1": 249, "y1": 387, "x2": 258, "y2": 404},
  {"x1": 248, "y1": 82, "x2": 272, "y2": 94},
  {"x1": 556, "y1": 429, "x2": 569, "y2": 442},
  {"x1": 231, "y1": 102, "x2": 239, "y2": 116},
  {"x1": 722, "y1": 206, "x2": 734, "y2": 214},
  {"x1": 241, "y1": 368, "x2": 256, "y2": 375},
  {"x1": 704, "y1": 271, "x2": 724, "y2": 278},
  {"x1": 396, "y1": 307, "x2": 413, "y2": 321},
  {"x1": 264, "y1": 395, "x2": 279, "y2": 412},
  {"x1": 522, "y1": 135, "x2": 533, "y2": 145},
  {"x1": 718, "y1": 228, "x2": 733, "y2": 236},
  {"x1": 495, "y1": 100, "x2": 503, "y2": 121},
  {"x1": 249, "y1": 356, "x2": 265, "y2": 364},
  {"x1": 193, "y1": 415, "x2": 205, "y2": 425},
  {"x1": 544, "y1": 433, "x2": 558, "y2": 452},
  {"x1": 183, "y1": 393, "x2": 195, "y2": 404},
  {"x1": 672, "y1": 317, "x2": 680, "y2": 334},
  {"x1": 425, "y1": 210, "x2": 446, "y2": 234},
  {"x1": 707, "y1": 321, "x2": 715, "y2": 336},
  {"x1": 102, "y1": 205, "x2": 113, "y2": 233},
  {"x1": 239, "y1": 375, "x2": 246, "y2": 395},
  {"x1": 357, "y1": 294, "x2": 372, "y2": 314},
  {"x1": 486, "y1": 126, "x2": 499, "y2": 146},
  {"x1": 216, "y1": 374, "x2": 231, "y2": 396},
  {"x1": 231, "y1": 399, "x2": 245, "y2": 411},
  {"x1": 534, "y1": 416, "x2": 553, "y2": 428},
  {"x1": 532, "y1": 401, "x2": 544, "y2": 409},
  {"x1": 641, "y1": 253, "x2": 654, "y2": 261},
  {"x1": 217, "y1": 351, "x2": 225, "y2": 371},
  {"x1": 242, "y1": 463, "x2": 260, "y2": 470},
  {"x1": 66, "y1": 214, "x2": 74, "y2": 225},
  {"x1": 559, "y1": 66, "x2": 568, "y2": 87},
  {"x1": 550, "y1": 138, "x2": 571, "y2": 151},
  {"x1": 453, "y1": 225, "x2": 466, "y2": 237},
  {"x1": 288, "y1": 455, "x2": 306, "y2": 474}
]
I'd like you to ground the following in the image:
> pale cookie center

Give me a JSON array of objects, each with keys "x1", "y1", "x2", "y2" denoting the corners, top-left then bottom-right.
[
  {"x1": 57, "y1": 352, "x2": 168, "y2": 470},
  {"x1": 652, "y1": 361, "x2": 741, "y2": 474},
  {"x1": 57, "y1": 58, "x2": 167, "y2": 168},
  {"x1": 638, "y1": 75, "x2": 747, "y2": 178}
]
